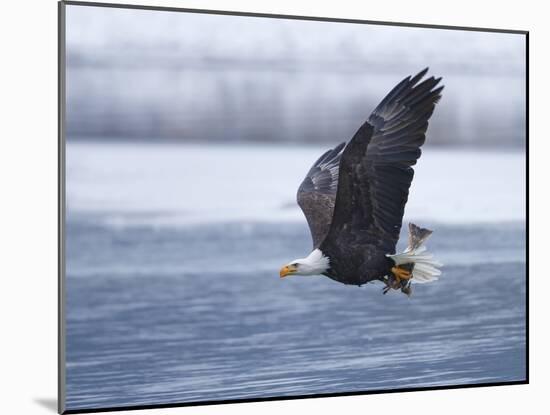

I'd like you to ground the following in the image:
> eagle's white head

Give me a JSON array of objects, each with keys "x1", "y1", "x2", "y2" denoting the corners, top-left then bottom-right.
[{"x1": 279, "y1": 249, "x2": 330, "y2": 278}]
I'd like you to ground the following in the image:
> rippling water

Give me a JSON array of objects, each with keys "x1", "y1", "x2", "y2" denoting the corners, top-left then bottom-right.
[{"x1": 65, "y1": 217, "x2": 526, "y2": 410}]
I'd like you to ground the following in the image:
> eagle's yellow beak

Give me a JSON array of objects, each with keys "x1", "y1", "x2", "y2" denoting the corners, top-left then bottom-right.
[{"x1": 279, "y1": 264, "x2": 297, "y2": 278}]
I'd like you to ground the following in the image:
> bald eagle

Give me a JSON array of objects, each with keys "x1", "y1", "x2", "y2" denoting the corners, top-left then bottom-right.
[{"x1": 279, "y1": 68, "x2": 443, "y2": 296}]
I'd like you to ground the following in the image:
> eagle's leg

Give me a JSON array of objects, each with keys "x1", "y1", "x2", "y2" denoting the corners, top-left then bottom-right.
[
  {"x1": 382, "y1": 265, "x2": 413, "y2": 294},
  {"x1": 391, "y1": 266, "x2": 412, "y2": 284}
]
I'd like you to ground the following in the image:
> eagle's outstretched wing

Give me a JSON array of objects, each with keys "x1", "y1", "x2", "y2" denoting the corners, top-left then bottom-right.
[
  {"x1": 322, "y1": 68, "x2": 443, "y2": 255},
  {"x1": 297, "y1": 142, "x2": 345, "y2": 248}
]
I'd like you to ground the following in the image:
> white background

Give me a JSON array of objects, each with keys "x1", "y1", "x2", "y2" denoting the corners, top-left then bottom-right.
[{"x1": 0, "y1": 0, "x2": 542, "y2": 414}]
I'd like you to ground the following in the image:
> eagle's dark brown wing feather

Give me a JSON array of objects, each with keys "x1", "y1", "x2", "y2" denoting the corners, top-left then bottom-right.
[
  {"x1": 297, "y1": 142, "x2": 345, "y2": 248},
  {"x1": 321, "y1": 69, "x2": 443, "y2": 277}
]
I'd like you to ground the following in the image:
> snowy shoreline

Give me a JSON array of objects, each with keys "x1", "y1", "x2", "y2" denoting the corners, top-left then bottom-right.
[{"x1": 66, "y1": 141, "x2": 526, "y2": 226}]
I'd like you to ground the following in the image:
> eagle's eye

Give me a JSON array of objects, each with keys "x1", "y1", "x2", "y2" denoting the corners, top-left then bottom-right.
[{"x1": 291, "y1": 263, "x2": 298, "y2": 267}]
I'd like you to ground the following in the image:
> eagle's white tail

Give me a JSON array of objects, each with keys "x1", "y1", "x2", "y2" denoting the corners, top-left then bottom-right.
[{"x1": 387, "y1": 223, "x2": 442, "y2": 283}]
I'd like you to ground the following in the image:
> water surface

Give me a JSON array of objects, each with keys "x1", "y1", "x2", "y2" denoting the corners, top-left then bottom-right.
[{"x1": 66, "y1": 218, "x2": 526, "y2": 410}]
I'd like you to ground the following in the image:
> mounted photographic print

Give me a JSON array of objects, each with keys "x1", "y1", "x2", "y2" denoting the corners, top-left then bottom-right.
[{"x1": 58, "y1": 1, "x2": 528, "y2": 413}]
